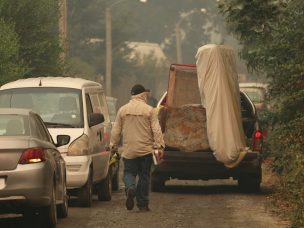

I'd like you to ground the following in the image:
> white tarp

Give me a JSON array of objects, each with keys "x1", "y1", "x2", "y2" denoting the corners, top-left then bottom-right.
[{"x1": 195, "y1": 44, "x2": 247, "y2": 166}]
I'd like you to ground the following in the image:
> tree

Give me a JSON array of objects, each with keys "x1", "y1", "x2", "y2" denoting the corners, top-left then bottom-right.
[
  {"x1": 0, "y1": 19, "x2": 25, "y2": 85},
  {"x1": 68, "y1": 0, "x2": 136, "y2": 86},
  {"x1": 218, "y1": 0, "x2": 304, "y2": 226},
  {"x1": 0, "y1": 0, "x2": 62, "y2": 77}
]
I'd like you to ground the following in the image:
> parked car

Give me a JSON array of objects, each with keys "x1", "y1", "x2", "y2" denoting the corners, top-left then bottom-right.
[
  {"x1": 0, "y1": 77, "x2": 119, "y2": 207},
  {"x1": 239, "y1": 82, "x2": 268, "y2": 111},
  {"x1": 0, "y1": 108, "x2": 68, "y2": 228},
  {"x1": 153, "y1": 64, "x2": 263, "y2": 192}
]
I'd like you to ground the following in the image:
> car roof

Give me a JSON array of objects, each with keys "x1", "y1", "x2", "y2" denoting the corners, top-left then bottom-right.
[
  {"x1": 239, "y1": 82, "x2": 268, "y2": 89},
  {"x1": 0, "y1": 108, "x2": 32, "y2": 116},
  {"x1": 0, "y1": 77, "x2": 102, "y2": 90}
]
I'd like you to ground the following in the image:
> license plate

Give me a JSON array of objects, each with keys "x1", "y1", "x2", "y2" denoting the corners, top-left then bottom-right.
[{"x1": 0, "y1": 178, "x2": 5, "y2": 190}]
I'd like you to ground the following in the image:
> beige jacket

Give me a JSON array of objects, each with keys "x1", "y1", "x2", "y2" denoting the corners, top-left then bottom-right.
[{"x1": 110, "y1": 92, "x2": 165, "y2": 159}]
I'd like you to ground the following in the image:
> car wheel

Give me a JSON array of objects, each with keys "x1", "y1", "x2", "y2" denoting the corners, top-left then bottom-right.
[
  {"x1": 98, "y1": 168, "x2": 112, "y2": 201},
  {"x1": 151, "y1": 176, "x2": 165, "y2": 192},
  {"x1": 41, "y1": 184, "x2": 57, "y2": 228},
  {"x1": 57, "y1": 177, "x2": 68, "y2": 218},
  {"x1": 238, "y1": 177, "x2": 261, "y2": 193},
  {"x1": 111, "y1": 164, "x2": 119, "y2": 191},
  {"x1": 78, "y1": 168, "x2": 93, "y2": 207}
]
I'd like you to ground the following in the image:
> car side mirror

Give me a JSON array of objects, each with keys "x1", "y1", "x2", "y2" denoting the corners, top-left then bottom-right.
[
  {"x1": 89, "y1": 113, "x2": 105, "y2": 127},
  {"x1": 56, "y1": 135, "x2": 70, "y2": 147}
]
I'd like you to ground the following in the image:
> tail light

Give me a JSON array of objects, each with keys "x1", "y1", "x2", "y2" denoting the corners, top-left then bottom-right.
[
  {"x1": 103, "y1": 132, "x2": 110, "y2": 141},
  {"x1": 252, "y1": 130, "x2": 263, "y2": 152},
  {"x1": 19, "y1": 148, "x2": 45, "y2": 164}
]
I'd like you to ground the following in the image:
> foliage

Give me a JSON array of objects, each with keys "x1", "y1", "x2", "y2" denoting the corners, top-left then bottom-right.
[
  {"x1": 67, "y1": 0, "x2": 227, "y2": 105},
  {"x1": 0, "y1": 0, "x2": 62, "y2": 77},
  {"x1": 64, "y1": 57, "x2": 97, "y2": 80},
  {"x1": 0, "y1": 19, "x2": 25, "y2": 85},
  {"x1": 129, "y1": 0, "x2": 218, "y2": 63},
  {"x1": 270, "y1": 117, "x2": 304, "y2": 227},
  {"x1": 68, "y1": 0, "x2": 136, "y2": 88},
  {"x1": 218, "y1": 0, "x2": 304, "y2": 226}
]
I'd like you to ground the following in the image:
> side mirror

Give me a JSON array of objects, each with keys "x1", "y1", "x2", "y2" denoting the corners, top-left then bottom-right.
[
  {"x1": 56, "y1": 135, "x2": 70, "y2": 147},
  {"x1": 89, "y1": 113, "x2": 104, "y2": 127}
]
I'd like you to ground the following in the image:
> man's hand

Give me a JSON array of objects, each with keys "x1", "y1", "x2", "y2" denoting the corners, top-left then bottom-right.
[
  {"x1": 107, "y1": 146, "x2": 118, "y2": 155},
  {"x1": 158, "y1": 149, "x2": 164, "y2": 159}
]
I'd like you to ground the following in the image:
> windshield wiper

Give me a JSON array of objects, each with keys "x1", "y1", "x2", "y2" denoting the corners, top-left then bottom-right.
[{"x1": 44, "y1": 122, "x2": 76, "y2": 128}]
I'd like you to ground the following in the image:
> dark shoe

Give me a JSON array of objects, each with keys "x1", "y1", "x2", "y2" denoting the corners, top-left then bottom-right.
[
  {"x1": 126, "y1": 188, "x2": 136, "y2": 210},
  {"x1": 138, "y1": 206, "x2": 150, "y2": 212}
]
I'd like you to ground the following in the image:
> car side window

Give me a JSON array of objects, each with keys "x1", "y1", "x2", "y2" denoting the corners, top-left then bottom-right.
[
  {"x1": 89, "y1": 93, "x2": 102, "y2": 114},
  {"x1": 85, "y1": 94, "x2": 93, "y2": 121},
  {"x1": 98, "y1": 93, "x2": 110, "y2": 122},
  {"x1": 240, "y1": 93, "x2": 253, "y2": 119}
]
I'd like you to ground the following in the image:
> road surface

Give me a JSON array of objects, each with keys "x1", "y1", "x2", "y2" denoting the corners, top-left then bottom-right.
[{"x1": 0, "y1": 162, "x2": 289, "y2": 228}]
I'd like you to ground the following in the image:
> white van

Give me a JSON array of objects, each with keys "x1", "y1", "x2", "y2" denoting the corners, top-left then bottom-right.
[{"x1": 0, "y1": 77, "x2": 119, "y2": 207}]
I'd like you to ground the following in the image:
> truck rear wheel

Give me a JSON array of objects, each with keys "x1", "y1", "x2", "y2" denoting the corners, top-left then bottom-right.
[
  {"x1": 238, "y1": 176, "x2": 261, "y2": 193},
  {"x1": 111, "y1": 164, "x2": 119, "y2": 191},
  {"x1": 151, "y1": 176, "x2": 165, "y2": 192}
]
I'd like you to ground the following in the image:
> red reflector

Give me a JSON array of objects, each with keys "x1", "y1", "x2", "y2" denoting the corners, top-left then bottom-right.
[
  {"x1": 19, "y1": 148, "x2": 45, "y2": 164},
  {"x1": 255, "y1": 131, "x2": 263, "y2": 139},
  {"x1": 103, "y1": 132, "x2": 110, "y2": 141}
]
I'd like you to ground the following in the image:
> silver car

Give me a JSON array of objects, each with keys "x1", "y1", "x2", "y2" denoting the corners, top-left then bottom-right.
[{"x1": 0, "y1": 108, "x2": 68, "y2": 228}]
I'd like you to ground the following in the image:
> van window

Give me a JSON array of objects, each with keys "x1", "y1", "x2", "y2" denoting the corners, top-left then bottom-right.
[
  {"x1": 89, "y1": 94, "x2": 101, "y2": 113},
  {"x1": 98, "y1": 93, "x2": 110, "y2": 122},
  {"x1": 85, "y1": 94, "x2": 93, "y2": 120},
  {"x1": 0, "y1": 88, "x2": 84, "y2": 128}
]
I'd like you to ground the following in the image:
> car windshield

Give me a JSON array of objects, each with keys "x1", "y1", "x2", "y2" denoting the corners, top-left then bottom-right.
[
  {"x1": 0, "y1": 88, "x2": 83, "y2": 128},
  {"x1": 0, "y1": 114, "x2": 30, "y2": 136}
]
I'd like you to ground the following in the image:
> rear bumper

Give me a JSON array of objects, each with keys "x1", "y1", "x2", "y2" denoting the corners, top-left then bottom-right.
[
  {"x1": 0, "y1": 163, "x2": 53, "y2": 212},
  {"x1": 152, "y1": 151, "x2": 262, "y2": 181}
]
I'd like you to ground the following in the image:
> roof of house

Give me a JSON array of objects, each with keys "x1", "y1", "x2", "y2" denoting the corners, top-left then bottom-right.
[{"x1": 127, "y1": 42, "x2": 168, "y2": 65}]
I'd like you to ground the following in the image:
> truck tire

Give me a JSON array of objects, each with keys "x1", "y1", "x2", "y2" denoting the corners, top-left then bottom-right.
[
  {"x1": 151, "y1": 176, "x2": 165, "y2": 192},
  {"x1": 238, "y1": 176, "x2": 261, "y2": 193},
  {"x1": 98, "y1": 169, "x2": 112, "y2": 201},
  {"x1": 111, "y1": 164, "x2": 119, "y2": 191},
  {"x1": 78, "y1": 168, "x2": 93, "y2": 207}
]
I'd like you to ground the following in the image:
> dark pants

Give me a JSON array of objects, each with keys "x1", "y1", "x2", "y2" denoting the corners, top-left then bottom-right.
[{"x1": 123, "y1": 154, "x2": 152, "y2": 208}]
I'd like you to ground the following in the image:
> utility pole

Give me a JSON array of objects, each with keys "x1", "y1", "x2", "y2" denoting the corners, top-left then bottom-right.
[
  {"x1": 59, "y1": 0, "x2": 68, "y2": 61},
  {"x1": 105, "y1": 7, "x2": 112, "y2": 96},
  {"x1": 175, "y1": 23, "x2": 182, "y2": 64},
  {"x1": 105, "y1": 0, "x2": 147, "y2": 97}
]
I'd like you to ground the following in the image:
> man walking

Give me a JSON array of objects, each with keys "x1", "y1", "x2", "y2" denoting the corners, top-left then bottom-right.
[{"x1": 110, "y1": 84, "x2": 165, "y2": 212}]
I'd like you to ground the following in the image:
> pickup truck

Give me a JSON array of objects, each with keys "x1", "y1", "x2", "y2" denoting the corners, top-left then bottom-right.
[{"x1": 152, "y1": 64, "x2": 263, "y2": 192}]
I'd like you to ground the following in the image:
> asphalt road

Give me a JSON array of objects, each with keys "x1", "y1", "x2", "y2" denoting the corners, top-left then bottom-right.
[{"x1": 0, "y1": 176, "x2": 289, "y2": 228}]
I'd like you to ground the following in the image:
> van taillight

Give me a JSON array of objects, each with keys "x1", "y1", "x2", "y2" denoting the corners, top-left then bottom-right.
[
  {"x1": 19, "y1": 148, "x2": 45, "y2": 164},
  {"x1": 252, "y1": 130, "x2": 263, "y2": 151}
]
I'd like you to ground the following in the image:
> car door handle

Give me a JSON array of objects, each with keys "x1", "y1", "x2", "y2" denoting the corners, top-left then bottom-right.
[{"x1": 97, "y1": 131, "x2": 103, "y2": 141}]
